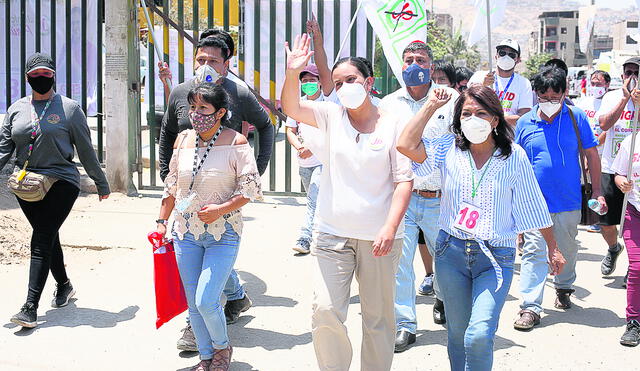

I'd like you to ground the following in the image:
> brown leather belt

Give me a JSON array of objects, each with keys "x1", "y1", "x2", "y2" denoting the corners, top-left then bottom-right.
[{"x1": 413, "y1": 189, "x2": 441, "y2": 198}]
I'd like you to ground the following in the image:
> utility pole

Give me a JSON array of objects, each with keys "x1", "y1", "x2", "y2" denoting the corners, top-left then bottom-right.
[
  {"x1": 587, "y1": 0, "x2": 595, "y2": 69},
  {"x1": 105, "y1": 0, "x2": 139, "y2": 195}
]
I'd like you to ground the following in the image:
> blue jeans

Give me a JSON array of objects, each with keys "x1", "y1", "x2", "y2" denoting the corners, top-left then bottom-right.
[
  {"x1": 395, "y1": 192, "x2": 441, "y2": 333},
  {"x1": 298, "y1": 165, "x2": 322, "y2": 243},
  {"x1": 519, "y1": 210, "x2": 580, "y2": 314},
  {"x1": 173, "y1": 224, "x2": 240, "y2": 360},
  {"x1": 435, "y1": 231, "x2": 515, "y2": 371}
]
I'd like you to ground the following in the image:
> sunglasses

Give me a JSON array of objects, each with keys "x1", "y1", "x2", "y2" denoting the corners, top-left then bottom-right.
[
  {"x1": 497, "y1": 50, "x2": 518, "y2": 59},
  {"x1": 624, "y1": 70, "x2": 639, "y2": 77}
]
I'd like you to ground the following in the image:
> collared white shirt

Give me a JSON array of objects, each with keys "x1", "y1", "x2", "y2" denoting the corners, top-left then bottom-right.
[
  {"x1": 380, "y1": 85, "x2": 458, "y2": 191},
  {"x1": 413, "y1": 134, "x2": 552, "y2": 247}
]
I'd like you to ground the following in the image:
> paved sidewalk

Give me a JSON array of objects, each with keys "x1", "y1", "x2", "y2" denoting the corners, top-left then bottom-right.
[{"x1": 0, "y1": 193, "x2": 635, "y2": 370}]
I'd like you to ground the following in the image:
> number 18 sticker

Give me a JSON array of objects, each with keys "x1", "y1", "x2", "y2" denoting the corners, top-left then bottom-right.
[{"x1": 453, "y1": 201, "x2": 482, "y2": 235}]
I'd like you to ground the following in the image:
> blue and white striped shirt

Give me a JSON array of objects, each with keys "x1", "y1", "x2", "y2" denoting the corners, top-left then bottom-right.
[{"x1": 413, "y1": 134, "x2": 553, "y2": 248}]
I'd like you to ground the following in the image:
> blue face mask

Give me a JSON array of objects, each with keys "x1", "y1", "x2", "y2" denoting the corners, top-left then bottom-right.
[{"x1": 402, "y1": 63, "x2": 431, "y2": 87}]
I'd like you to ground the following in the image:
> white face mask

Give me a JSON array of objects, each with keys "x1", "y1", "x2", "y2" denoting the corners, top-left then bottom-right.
[
  {"x1": 195, "y1": 64, "x2": 221, "y2": 84},
  {"x1": 496, "y1": 55, "x2": 516, "y2": 71},
  {"x1": 336, "y1": 82, "x2": 368, "y2": 109},
  {"x1": 461, "y1": 115, "x2": 493, "y2": 144},
  {"x1": 587, "y1": 86, "x2": 606, "y2": 98},
  {"x1": 539, "y1": 101, "x2": 563, "y2": 117},
  {"x1": 431, "y1": 82, "x2": 448, "y2": 90}
]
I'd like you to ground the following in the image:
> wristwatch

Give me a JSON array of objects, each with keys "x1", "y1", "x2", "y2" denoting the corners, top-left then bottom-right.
[{"x1": 155, "y1": 219, "x2": 168, "y2": 225}]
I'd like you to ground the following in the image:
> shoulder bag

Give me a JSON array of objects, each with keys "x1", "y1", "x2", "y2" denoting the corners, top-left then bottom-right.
[
  {"x1": 567, "y1": 107, "x2": 600, "y2": 226},
  {"x1": 7, "y1": 96, "x2": 58, "y2": 202}
]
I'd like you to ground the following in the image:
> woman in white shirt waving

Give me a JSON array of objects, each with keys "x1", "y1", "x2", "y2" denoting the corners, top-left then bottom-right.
[
  {"x1": 282, "y1": 34, "x2": 413, "y2": 371},
  {"x1": 397, "y1": 85, "x2": 565, "y2": 371}
]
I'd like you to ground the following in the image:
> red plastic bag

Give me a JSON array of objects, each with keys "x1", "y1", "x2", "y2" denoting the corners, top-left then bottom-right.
[{"x1": 148, "y1": 232, "x2": 188, "y2": 329}]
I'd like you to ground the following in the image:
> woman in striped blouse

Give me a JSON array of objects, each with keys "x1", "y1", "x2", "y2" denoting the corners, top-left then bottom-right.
[{"x1": 397, "y1": 85, "x2": 566, "y2": 371}]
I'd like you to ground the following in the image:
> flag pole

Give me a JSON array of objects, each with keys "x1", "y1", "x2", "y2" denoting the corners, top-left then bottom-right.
[
  {"x1": 140, "y1": 0, "x2": 163, "y2": 61},
  {"x1": 140, "y1": 0, "x2": 172, "y2": 86},
  {"x1": 618, "y1": 98, "x2": 639, "y2": 237},
  {"x1": 486, "y1": 0, "x2": 493, "y2": 71},
  {"x1": 334, "y1": 0, "x2": 365, "y2": 65}
]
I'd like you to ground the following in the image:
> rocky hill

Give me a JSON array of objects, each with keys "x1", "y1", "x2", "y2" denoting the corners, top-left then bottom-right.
[{"x1": 432, "y1": 0, "x2": 635, "y2": 61}]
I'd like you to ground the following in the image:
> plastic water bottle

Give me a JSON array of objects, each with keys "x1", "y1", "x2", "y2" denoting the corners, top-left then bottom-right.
[{"x1": 588, "y1": 199, "x2": 607, "y2": 215}]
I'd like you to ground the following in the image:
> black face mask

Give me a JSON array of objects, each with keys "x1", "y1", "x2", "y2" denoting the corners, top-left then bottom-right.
[{"x1": 27, "y1": 75, "x2": 55, "y2": 94}]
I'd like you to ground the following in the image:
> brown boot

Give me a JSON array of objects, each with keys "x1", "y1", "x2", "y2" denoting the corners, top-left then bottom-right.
[{"x1": 210, "y1": 346, "x2": 233, "y2": 371}]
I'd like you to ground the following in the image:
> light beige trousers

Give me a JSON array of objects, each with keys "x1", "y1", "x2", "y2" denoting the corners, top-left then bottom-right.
[{"x1": 311, "y1": 232, "x2": 402, "y2": 371}]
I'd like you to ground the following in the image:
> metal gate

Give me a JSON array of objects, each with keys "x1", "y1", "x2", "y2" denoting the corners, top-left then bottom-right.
[{"x1": 135, "y1": 0, "x2": 399, "y2": 194}]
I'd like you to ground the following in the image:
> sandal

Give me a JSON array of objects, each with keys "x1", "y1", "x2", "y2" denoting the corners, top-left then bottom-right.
[
  {"x1": 555, "y1": 289, "x2": 575, "y2": 309},
  {"x1": 192, "y1": 359, "x2": 211, "y2": 371},
  {"x1": 513, "y1": 309, "x2": 540, "y2": 331},
  {"x1": 210, "y1": 346, "x2": 233, "y2": 371}
]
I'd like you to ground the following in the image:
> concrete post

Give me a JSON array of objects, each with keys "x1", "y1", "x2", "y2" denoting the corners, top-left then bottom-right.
[{"x1": 105, "y1": 0, "x2": 139, "y2": 195}]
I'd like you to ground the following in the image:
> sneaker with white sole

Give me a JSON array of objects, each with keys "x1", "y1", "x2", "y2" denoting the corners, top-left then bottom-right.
[
  {"x1": 52, "y1": 280, "x2": 75, "y2": 308},
  {"x1": 293, "y1": 239, "x2": 311, "y2": 254},
  {"x1": 177, "y1": 324, "x2": 198, "y2": 352},
  {"x1": 621, "y1": 320, "x2": 640, "y2": 347},
  {"x1": 10, "y1": 302, "x2": 37, "y2": 328}
]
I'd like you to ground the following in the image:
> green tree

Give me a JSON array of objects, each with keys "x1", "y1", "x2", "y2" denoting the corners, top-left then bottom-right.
[
  {"x1": 428, "y1": 21, "x2": 481, "y2": 70},
  {"x1": 523, "y1": 52, "x2": 554, "y2": 79}
]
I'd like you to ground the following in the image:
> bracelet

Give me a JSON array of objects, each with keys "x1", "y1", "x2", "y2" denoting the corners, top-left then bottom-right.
[{"x1": 156, "y1": 219, "x2": 168, "y2": 225}]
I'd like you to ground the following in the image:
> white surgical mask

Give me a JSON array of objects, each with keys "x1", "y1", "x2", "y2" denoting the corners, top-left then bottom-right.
[
  {"x1": 431, "y1": 82, "x2": 448, "y2": 90},
  {"x1": 496, "y1": 55, "x2": 516, "y2": 71},
  {"x1": 336, "y1": 82, "x2": 368, "y2": 109},
  {"x1": 195, "y1": 64, "x2": 221, "y2": 84},
  {"x1": 539, "y1": 101, "x2": 563, "y2": 117},
  {"x1": 461, "y1": 115, "x2": 493, "y2": 144},
  {"x1": 587, "y1": 86, "x2": 606, "y2": 98}
]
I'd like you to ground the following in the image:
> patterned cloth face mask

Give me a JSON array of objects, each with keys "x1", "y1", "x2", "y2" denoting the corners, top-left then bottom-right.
[{"x1": 189, "y1": 110, "x2": 219, "y2": 133}]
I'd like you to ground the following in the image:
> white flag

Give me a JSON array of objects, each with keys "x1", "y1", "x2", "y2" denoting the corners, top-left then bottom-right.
[
  {"x1": 467, "y1": 0, "x2": 507, "y2": 46},
  {"x1": 578, "y1": 5, "x2": 596, "y2": 54},
  {"x1": 242, "y1": 0, "x2": 373, "y2": 100},
  {"x1": 362, "y1": 0, "x2": 428, "y2": 86}
]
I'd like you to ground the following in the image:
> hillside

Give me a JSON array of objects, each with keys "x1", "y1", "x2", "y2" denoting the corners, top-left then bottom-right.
[{"x1": 432, "y1": 0, "x2": 635, "y2": 61}]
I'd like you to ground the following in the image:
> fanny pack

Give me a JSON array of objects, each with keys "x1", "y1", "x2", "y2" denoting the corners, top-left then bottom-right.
[{"x1": 7, "y1": 95, "x2": 58, "y2": 202}]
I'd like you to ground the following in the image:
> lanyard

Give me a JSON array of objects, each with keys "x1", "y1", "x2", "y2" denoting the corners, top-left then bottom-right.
[
  {"x1": 188, "y1": 127, "x2": 223, "y2": 192},
  {"x1": 20, "y1": 95, "x2": 54, "y2": 174},
  {"x1": 494, "y1": 74, "x2": 515, "y2": 101},
  {"x1": 468, "y1": 150, "x2": 495, "y2": 199}
]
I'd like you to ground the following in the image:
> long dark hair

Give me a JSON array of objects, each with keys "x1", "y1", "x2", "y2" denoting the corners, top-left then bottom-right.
[
  {"x1": 451, "y1": 85, "x2": 514, "y2": 158},
  {"x1": 332, "y1": 57, "x2": 374, "y2": 78}
]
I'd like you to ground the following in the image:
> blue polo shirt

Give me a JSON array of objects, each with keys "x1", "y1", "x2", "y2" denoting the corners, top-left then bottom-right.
[{"x1": 515, "y1": 104, "x2": 597, "y2": 213}]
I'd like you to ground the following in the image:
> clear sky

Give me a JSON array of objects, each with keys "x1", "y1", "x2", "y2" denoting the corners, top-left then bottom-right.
[{"x1": 577, "y1": 0, "x2": 638, "y2": 9}]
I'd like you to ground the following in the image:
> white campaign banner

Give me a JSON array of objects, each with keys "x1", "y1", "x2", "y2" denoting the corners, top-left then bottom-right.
[
  {"x1": 0, "y1": 0, "x2": 98, "y2": 114},
  {"x1": 146, "y1": 27, "x2": 195, "y2": 110},
  {"x1": 467, "y1": 0, "x2": 507, "y2": 47},
  {"x1": 243, "y1": 0, "x2": 373, "y2": 100},
  {"x1": 362, "y1": 0, "x2": 428, "y2": 87},
  {"x1": 578, "y1": 5, "x2": 596, "y2": 54}
]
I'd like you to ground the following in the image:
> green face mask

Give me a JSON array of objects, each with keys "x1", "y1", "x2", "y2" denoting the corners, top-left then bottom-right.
[{"x1": 301, "y1": 82, "x2": 320, "y2": 96}]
